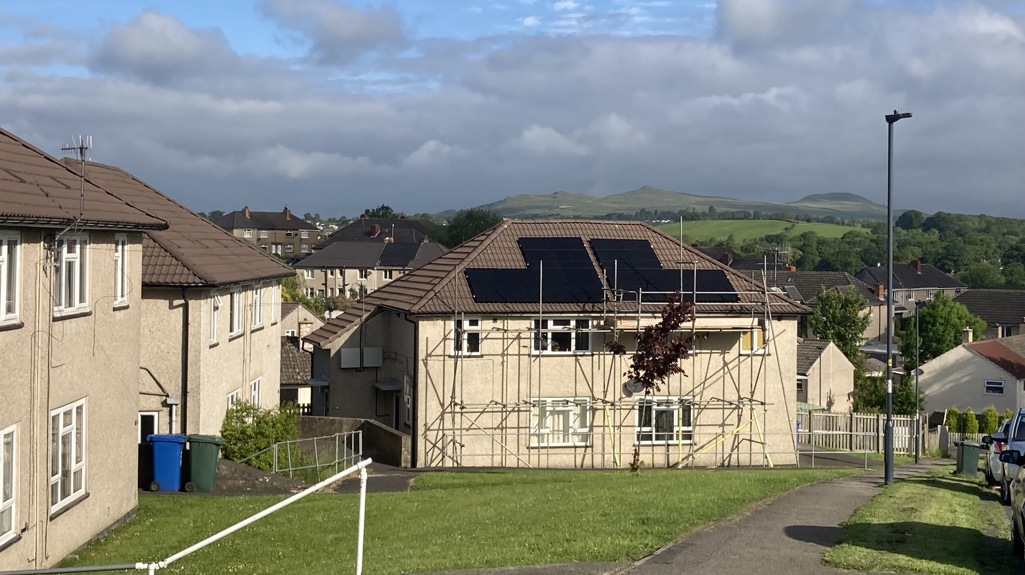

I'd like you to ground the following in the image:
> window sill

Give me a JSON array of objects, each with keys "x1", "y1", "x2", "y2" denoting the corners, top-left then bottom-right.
[
  {"x1": 113, "y1": 302, "x2": 130, "y2": 311},
  {"x1": 0, "y1": 320, "x2": 24, "y2": 332},
  {"x1": 250, "y1": 325, "x2": 264, "y2": 334},
  {"x1": 450, "y1": 353, "x2": 483, "y2": 358},
  {"x1": 529, "y1": 443, "x2": 591, "y2": 449},
  {"x1": 531, "y1": 351, "x2": 593, "y2": 356},
  {"x1": 53, "y1": 309, "x2": 92, "y2": 322},
  {"x1": 0, "y1": 532, "x2": 22, "y2": 553},
  {"x1": 49, "y1": 491, "x2": 90, "y2": 521},
  {"x1": 228, "y1": 331, "x2": 244, "y2": 342},
  {"x1": 209, "y1": 341, "x2": 220, "y2": 349},
  {"x1": 635, "y1": 441, "x2": 695, "y2": 446}
]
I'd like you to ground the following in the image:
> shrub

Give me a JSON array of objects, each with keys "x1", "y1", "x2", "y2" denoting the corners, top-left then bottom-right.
[
  {"x1": 963, "y1": 407, "x2": 979, "y2": 435},
  {"x1": 981, "y1": 406, "x2": 1000, "y2": 435},
  {"x1": 220, "y1": 402, "x2": 300, "y2": 471},
  {"x1": 944, "y1": 406, "x2": 960, "y2": 431},
  {"x1": 1004, "y1": 408, "x2": 1015, "y2": 423}
]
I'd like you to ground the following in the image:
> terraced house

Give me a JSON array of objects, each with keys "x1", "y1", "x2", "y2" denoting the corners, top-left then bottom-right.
[
  {"x1": 0, "y1": 129, "x2": 167, "y2": 570},
  {"x1": 306, "y1": 220, "x2": 808, "y2": 469}
]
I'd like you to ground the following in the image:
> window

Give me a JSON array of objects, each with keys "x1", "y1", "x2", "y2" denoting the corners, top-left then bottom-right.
[
  {"x1": 532, "y1": 319, "x2": 591, "y2": 353},
  {"x1": 285, "y1": 230, "x2": 295, "y2": 238},
  {"x1": 998, "y1": 325, "x2": 1013, "y2": 338},
  {"x1": 250, "y1": 378, "x2": 261, "y2": 406},
  {"x1": 229, "y1": 289, "x2": 242, "y2": 335},
  {"x1": 243, "y1": 229, "x2": 253, "y2": 238},
  {"x1": 300, "y1": 244, "x2": 309, "y2": 254},
  {"x1": 740, "y1": 329, "x2": 766, "y2": 354},
  {"x1": 210, "y1": 291, "x2": 221, "y2": 343},
  {"x1": 358, "y1": 269, "x2": 370, "y2": 279},
  {"x1": 384, "y1": 270, "x2": 394, "y2": 280},
  {"x1": 285, "y1": 245, "x2": 294, "y2": 253},
  {"x1": 284, "y1": 329, "x2": 296, "y2": 337},
  {"x1": 227, "y1": 389, "x2": 241, "y2": 409},
  {"x1": 50, "y1": 399, "x2": 85, "y2": 512},
  {"x1": 304, "y1": 269, "x2": 314, "y2": 279},
  {"x1": 636, "y1": 398, "x2": 693, "y2": 444},
  {"x1": 251, "y1": 284, "x2": 263, "y2": 327},
  {"x1": 138, "y1": 412, "x2": 158, "y2": 444},
  {"x1": 259, "y1": 244, "x2": 268, "y2": 251},
  {"x1": 270, "y1": 285, "x2": 278, "y2": 324},
  {"x1": 405, "y1": 393, "x2": 412, "y2": 426},
  {"x1": 327, "y1": 288, "x2": 334, "y2": 297},
  {"x1": 530, "y1": 399, "x2": 590, "y2": 447},
  {"x1": 796, "y1": 377, "x2": 806, "y2": 394},
  {"x1": 300, "y1": 231, "x2": 309, "y2": 239},
  {"x1": 259, "y1": 230, "x2": 268, "y2": 238},
  {"x1": 1, "y1": 424, "x2": 14, "y2": 545},
  {"x1": 0, "y1": 233, "x2": 18, "y2": 324},
  {"x1": 985, "y1": 380, "x2": 1004, "y2": 395},
  {"x1": 328, "y1": 269, "x2": 335, "y2": 277},
  {"x1": 113, "y1": 235, "x2": 128, "y2": 306},
  {"x1": 53, "y1": 236, "x2": 89, "y2": 313},
  {"x1": 272, "y1": 244, "x2": 282, "y2": 255},
  {"x1": 453, "y1": 318, "x2": 481, "y2": 355},
  {"x1": 305, "y1": 287, "x2": 315, "y2": 297}
]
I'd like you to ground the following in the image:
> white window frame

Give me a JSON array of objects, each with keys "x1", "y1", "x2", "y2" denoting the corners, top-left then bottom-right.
[
  {"x1": 984, "y1": 380, "x2": 1004, "y2": 395},
  {"x1": 113, "y1": 235, "x2": 128, "y2": 306},
  {"x1": 259, "y1": 230, "x2": 268, "y2": 238},
  {"x1": 210, "y1": 290, "x2": 221, "y2": 343},
  {"x1": 300, "y1": 230, "x2": 309, "y2": 239},
  {"x1": 530, "y1": 398, "x2": 591, "y2": 447},
  {"x1": 227, "y1": 389, "x2": 242, "y2": 409},
  {"x1": 250, "y1": 378, "x2": 261, "y2": 406},
  {"x1": 285, "y1": 230, "x2": 295, "y2": 238},
  {"x1": 272, "y1": 244, "x2": 282, "y2": 255},
  {"x1": 137, "y1": 412, "x2": 159, "y2": 444},
  {"x1": 229, "y1": 288, "x2": 242, "y2": 336},
  {"x1": 452, "y1": 317, "x2": 482, "y2": 356},
  {"x1": 0, "y1": 233, "x2": 19, "y2": 324},
  {"x1": 358, "y1": 269, "x2": 370, "y2": 279},
  {"x1": 50, "y1": 399, "x2": 86, "y2": 513},
  {"x1": 285, "y1": 244, "x2": 294, "y2": 253},
  {"x1": 243, "y1": 229, "x2": 253, "y2": 238},
  {"x1": 1, "y1": 424, "x2": 15, "y2": 545},
  {"x1": 304, "y1": 269, "x2": 314, "y2": 279},
  {"x1": 300, "y1": 244, "x2": 309, "y2": 254},
  {"x1": 270, "y1": 284, "x2": 278, "y2": 324},
  {"x1": 635, "y1": 397, "x2": 693, "y2": 445},
  {"x1": 998, "y1": 325, "x2": 1012, "y2": 338},
  {"x1": 251, "y1": 284, "x2": 263, "y2": 328},
  {"x1": 796, "y1": 376, "x2": 807, "y2": 394},
  {"x1": 740, "y1": 329, "x2": 767, "y2": 355},
  {"x1": 532, "y1": 318, "x2": 591, "y2": 354},
  {"x1": 305, "y1": 287, "x2": 315, "y2": 297},
  {"x1": 384, "y1": 269, "x2": 395, "y2": 280},
  {"x1": 53, "y1": 235, "x2": 89, "y2": 314}
]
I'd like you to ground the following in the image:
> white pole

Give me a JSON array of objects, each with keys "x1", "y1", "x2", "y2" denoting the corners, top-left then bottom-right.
[{"x1": 356, "y1": 466, "x2": 368, "y2": 575}]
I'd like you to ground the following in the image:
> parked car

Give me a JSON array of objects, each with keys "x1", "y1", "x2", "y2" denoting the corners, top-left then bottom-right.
[
  {"x1": 987, "y1": 409, "x2": 1025, "y2": 506},
  {"x1": 982, "y1": 418, "x2": 1010, "y2": 487},
  {"x1": 998, "y1": 449, "x2": 1025, "y2": 556}
]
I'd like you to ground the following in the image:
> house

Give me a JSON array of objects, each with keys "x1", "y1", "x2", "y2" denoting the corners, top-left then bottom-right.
[
  {"x1": 0, "y1": 129, "x2": 167, "y2": 570},
  {"x1": 214, "y1": 206, "x2": 319, "y2": 257},
  {"x1": 796, "y1": 339, "x2": 855, "y2": 412},
  {"x1": 304, "y1": 220, "x2": 809, "y2": 469},
  {"x1": 918, "y1": 333, "x2": 1025, "y2": 416},
  {"x1": 294, "y1": 241, "x2": 446, "y2": 299},
  {"x1": 855, "y1": 260, "x2": 966, "y2": 316},
  {"x1": 321, "y1": 216, "x2": 442, "y2": 246},
  {"x1": 77, "y1": 162, "x2": 294, "y2": 438},
  {"x1": 281, "y1": 302, "x2": 324, "y2": 345},
  {"x1": 280, "y1": 336, "x2": 318, "y2": 414},
  {"x1": 953, "y1": 289, "x2": 1025, "y2": 339}
]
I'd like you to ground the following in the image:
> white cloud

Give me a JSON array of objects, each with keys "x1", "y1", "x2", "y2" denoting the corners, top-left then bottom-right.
[
  {"x1": 402, "y1": 139, "x2": 464, "y2": 168},
  {"x1": 552, "y1": 1, "x2": 581, "y2": 10},
  {"x1": 523, "y1": 16, "x2": 542, "y2": 27},
  {"x1": 517, "y1": 125, "x2": 588, "y2": 156}
]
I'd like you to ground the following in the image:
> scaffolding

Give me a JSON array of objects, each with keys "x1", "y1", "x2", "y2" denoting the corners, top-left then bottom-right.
[{"x1": 416, "y1": 243, "x2": 800, "y2": 470}]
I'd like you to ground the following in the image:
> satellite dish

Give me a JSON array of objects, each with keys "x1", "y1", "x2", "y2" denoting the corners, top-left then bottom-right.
[{"x1": 624, "y1": 379, "x2": 644, "y2": 394}]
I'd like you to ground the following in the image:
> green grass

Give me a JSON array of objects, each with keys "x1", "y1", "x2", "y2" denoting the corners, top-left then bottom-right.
[
  {"x1": 825, "y1": 469, "x2": 1015, "y2": 575},
  {"x1": 64, "y1": 468, "x2": 859, "y2": 575},
  {"x1": 655, "y1": 219, "x2": 868, "y2": 244}
]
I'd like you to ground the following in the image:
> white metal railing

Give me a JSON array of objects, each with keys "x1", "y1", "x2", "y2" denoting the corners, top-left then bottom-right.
[
  {"x1": 0, "y1": 459, "x2": 373, "y2": 575},
  {"x1": 238, "y1": 431, "x2": 362, "y2": 482}
]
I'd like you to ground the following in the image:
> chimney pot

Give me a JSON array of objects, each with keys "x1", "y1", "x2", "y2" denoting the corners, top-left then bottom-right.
[
  {"x1": 243, "y1": 205, "x2": 251, "y2": 218},
  {"x1": 370, "y1": 224, "x2": 381, "y2": 237},
  {"x1": 962, "y1": 327, "x2": 974, "y2": 344},
  {"x1": 913, "y1": 260, "x2": 922, "y2": 273}
]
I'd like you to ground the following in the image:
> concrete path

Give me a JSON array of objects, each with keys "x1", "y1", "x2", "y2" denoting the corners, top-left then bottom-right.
[{"x1": 620, "y1": 460, "x2": 951, "y2": 575}]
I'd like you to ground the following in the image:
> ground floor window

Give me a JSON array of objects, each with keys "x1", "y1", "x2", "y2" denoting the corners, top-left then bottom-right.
[
  {"x1": 530, "y1": 398, "x2": 591, "y2": 447},
  {"x1": 227, "y1": 389, "x2": 242, "y2": 409},
  {"x1": 50, "y1": 400, "x2": 86, "y2": 512},
  {"x1": 250, "y1": 378, "x2": 261, "y2": 406},
  {"x1": 1, "y1": 424, "x2": 14, "y2": 544},
  {"x1": 635, "y1": 397, "x2": 692, "y2": 445}
]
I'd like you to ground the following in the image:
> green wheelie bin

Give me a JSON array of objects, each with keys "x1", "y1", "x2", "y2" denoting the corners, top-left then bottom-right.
[{"x1": 185, "y1": 434, "x2": 224, "y2": 492}]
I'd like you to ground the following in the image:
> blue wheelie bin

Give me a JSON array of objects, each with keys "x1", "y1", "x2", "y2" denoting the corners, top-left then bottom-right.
[{"x1": 147, "y1": 434, "x2": 186, "y2": 491}]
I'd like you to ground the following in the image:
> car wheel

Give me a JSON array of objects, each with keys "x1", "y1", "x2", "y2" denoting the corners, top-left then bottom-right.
[
  {"x1": 1014, "y1": 516, "x2": 1024, "y2": 557},
  {"x1": 1002, "y1": 476, "x2": 1012, "y2": 506}
]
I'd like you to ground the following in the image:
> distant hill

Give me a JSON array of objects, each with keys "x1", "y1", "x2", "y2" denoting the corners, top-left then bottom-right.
[{"x1": 458, "y1": 186, "x2": 889, "y2": 220}]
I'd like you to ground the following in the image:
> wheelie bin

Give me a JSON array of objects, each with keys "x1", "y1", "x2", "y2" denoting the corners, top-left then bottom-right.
[
  {"x1": 147, "y1": 434, "x2": 186, "y2": 491},
  {"x1": 185, "y1": 434, "x2": 224, "y2": 492}
]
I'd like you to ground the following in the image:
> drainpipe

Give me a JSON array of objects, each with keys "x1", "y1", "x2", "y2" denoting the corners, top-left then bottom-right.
[{"x1": 181, "y1": 288, "x2": 190, "y2": 436}]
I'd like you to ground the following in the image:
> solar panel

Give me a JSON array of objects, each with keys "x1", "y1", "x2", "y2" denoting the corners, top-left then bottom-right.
[
  {"x1": 589, "y1": 239, "x2": 663, "y2": 270},
  {"x1": 588, "y1": 239, "x2": 739, "y2": 302},
  {"x1": 465, "y1": 268, "x2": 604, "y2": 303},
  {"x1": 519, "y1": 237, "x2": 594, "y2": 270}
]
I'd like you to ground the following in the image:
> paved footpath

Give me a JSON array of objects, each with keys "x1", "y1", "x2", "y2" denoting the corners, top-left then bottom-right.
[{"x1": 619, "y1": 461, "x2": 951, "y2": 575}]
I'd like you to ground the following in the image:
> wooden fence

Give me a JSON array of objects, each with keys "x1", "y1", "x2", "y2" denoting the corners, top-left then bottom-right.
[{"x1": 795, "y1": 411, "x2": 920, "y2": 455}]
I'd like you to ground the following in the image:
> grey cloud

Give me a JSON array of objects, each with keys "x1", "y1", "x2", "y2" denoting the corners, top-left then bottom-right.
[{"x1": 258, "y1": 0, "x2": 407, "y2": 65}]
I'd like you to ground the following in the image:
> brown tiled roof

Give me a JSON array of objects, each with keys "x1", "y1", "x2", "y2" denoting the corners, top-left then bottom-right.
[
  {"x1": 0, "y1": 128, "x2": 166, "y2": 230},
  {"x1": 968, "y1": 335, "x2": 1025, "y2": 380},
  {"x1": 742, "y1": 270, "x2": 884, "y2": 307},
  {"x1": 281, "y1": 336, "x2": 312, "y2": 385},
  {"x1": 73, "y1": 161, "x2": 294, "y2": 287},
  {"x1": 306, "y1": 220, "x2": 809, "y2": 347},
  {"x1": 797, "y1": 339, "x2": 831, "y2": 375},
  {"x1": 954, "y1": 289, "x2": 1025, "y2": 327}
]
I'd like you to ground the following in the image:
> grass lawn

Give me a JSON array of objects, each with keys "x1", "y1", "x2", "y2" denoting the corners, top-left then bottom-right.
[
  {"x1": 825, "y1": 469, "x2": 1015, "y2": 575},
  {"x1": 65, "y1": 468, "x2": 859, "y2": 575},
  {"x1": 655, "y1": 219, "x2": 868, "y2": 244}
]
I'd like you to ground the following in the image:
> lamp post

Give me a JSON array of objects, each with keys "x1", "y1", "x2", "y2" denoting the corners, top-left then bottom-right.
[
  {"x1": 914, "y1": 300, "x2": 927, "y2": 464},
  {"x1": 885, "y1": 109, "x2": 912, "y2": 485}
]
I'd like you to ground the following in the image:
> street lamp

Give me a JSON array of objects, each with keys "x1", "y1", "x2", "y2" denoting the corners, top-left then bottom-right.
[
  {"x1": 885, "y1": 109, "x2": 912, "y2": 485},
  {"x1": 914, "y1": 300, "x2": 928, "y2": 464}
]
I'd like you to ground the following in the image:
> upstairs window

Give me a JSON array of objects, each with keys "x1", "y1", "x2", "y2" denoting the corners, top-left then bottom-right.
[
  {"x1": 358, "y1": 269, "x2": 370, "y2": 279},
  {"x1": 243, "y1": 229, "x2": 253, "y2": 238},
  {"x1": 985, "y1": 380, "x2": 1004, "y2": 395},
  {"x1": 284, "y1": 230, "x2": 295, "y2": 238},
  {"x1": 300, "y1": 230, "x2": 309, "y2": 239},
  {"x1": 453, "y1": 318, "x2": 481, "y2": 355},
  {"x1": 532, "y1": 319, "x2": 591, "y2": 353},
  {"x1": 113, "y1": 235, "x2": 128, "y2": 306},
  {"x1": 384, "y1": 270, "x2": 395, "y2": 280},
  {"x1": 229, "y1": 288, "x2": 242, "y2": 335},
  {"x1": 740, "y1": 329, "x2": 766, "y2": 354},
  {"x1": 54, "y1": 236, "x2": 89, "y2": 314},
  {"x1": 209, "y1": 291, "x2": 221, "y2": 343},
  {"x1": 0, "y1": 233, "x2": 19, "y2": 324},
  {"x1": 251, "y1": 284, "x2": 263, "y2": 327},
  {"x1": 300, "y1": 244, "x2": 309, "y2": 254},
  {"x1": 259, "y1": 230, "x2": 268, "y2": 238}
]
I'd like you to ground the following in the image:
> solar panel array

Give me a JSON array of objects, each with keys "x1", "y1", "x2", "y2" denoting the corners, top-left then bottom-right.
[{"x1": 465, "y1": 237, "x2": 739, "y2": 304}]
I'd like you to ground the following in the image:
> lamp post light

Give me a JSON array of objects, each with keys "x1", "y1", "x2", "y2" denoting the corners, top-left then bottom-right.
[{"x1": 885, "y1": 109, "x2": 912, "y2": 485}]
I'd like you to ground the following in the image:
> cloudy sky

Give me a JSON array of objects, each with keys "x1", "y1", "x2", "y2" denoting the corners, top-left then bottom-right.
[{"x1": 1, "y1": 0, "x2": 1023, "y2": 218}]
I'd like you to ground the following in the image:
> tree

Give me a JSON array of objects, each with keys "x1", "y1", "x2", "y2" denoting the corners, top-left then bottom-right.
[
  {"x1": 944, "y1": 406, "x2": 960, "y2": 431},
  {"x1": 364, "y1": 204, "x2": 396, "y2": 218},
  {"x1": 957, "y1": 261, "x2": 1005, "y2": 288},
  {"x1": 899, "y1": 293, "x2": 986, "y2": 371},
  {"x1": 982, "y1": 406, "x2": 1001, "y2": 435},
  {"x1": 280, "y1": 273, "x2": 326, "y2": 316},
  {"x1": 895, "y1": 209, "x2": 925, "y2": 230},
  {"x1": 808, "y1": 286, "x2": 870, "y2": 371},
  {"x1": 963, "y1": 407, "x2": 979, "y2": 434},
  {"x1": 442, "y1": 208, "x2": 502, "y2": 247},
  {"x1": 1004, "y1": 408, "x2": 1015, "y2": 422},
  {"x1": 1004, "y1": 262, "x2": 1025, "y2": 289}
]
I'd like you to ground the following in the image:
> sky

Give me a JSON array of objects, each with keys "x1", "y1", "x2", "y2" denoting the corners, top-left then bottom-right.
[{"x1": 1, "y1": 0, "x2": 1023, "y2": 218}]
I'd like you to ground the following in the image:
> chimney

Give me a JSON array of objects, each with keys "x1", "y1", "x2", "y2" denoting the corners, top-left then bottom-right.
[
  {"x1": 283, "y1": 207, "x2": 292, "y2": 220},
  {"x1": 875, "y1": 283, "x2": 885, "y2": 300},
  {"x1": 912, "y1": 259, "x2": 922, "y2": 273},
  {"x1": 962, "y1": 327, "x2": 974, "y2": 344},
  {"x1": 370, "y1": 224, "x2": 381, "y2": 237},
  {"x1": 242, "y1": 205, "x2": 251, "y2": 218},
  {"x1": 720, "y1": 253, "x2": 733, "y2": 266}
]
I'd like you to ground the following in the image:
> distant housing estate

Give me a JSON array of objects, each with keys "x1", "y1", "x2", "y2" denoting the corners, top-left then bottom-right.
[{"x1": 215, "y1": 206, "x2": 319, "y2": 257}]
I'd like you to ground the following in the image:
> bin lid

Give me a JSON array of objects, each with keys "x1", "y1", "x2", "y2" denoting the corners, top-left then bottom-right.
[
  {"x1": 187, "y1": 434, "x2": 225, "y2": 445},
  {"x1": 148, "y1": 433, "x2": 186, "y2": 444}
]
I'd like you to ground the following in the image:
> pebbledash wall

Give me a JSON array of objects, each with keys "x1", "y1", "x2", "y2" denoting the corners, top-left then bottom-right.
[
  {"x1": 0, "y1": 231, "x2": 141, "y2": 570},
  {"x1": 321, "y1": 309, "x2": 799, "y2": 469}
]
